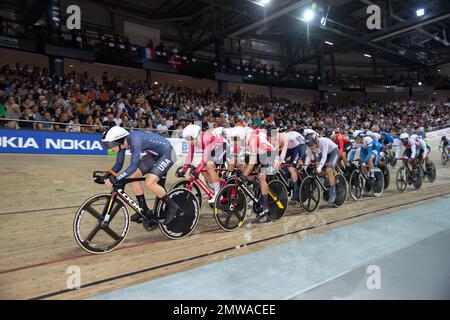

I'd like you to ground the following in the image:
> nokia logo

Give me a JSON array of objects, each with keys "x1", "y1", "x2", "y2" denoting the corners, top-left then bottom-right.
[{"x1": 117, "y1": 189, "x2": 143, "y2": 213}]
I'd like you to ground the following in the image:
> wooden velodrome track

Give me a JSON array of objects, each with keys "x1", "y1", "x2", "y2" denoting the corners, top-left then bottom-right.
[{"x1": 0, "y1": 150, "x2": 449, "y2": 300}]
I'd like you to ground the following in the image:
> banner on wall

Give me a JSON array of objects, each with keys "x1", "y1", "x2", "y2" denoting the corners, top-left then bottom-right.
[{"x1": 0, "y1": 129, "x2": 189, "y2": 156}]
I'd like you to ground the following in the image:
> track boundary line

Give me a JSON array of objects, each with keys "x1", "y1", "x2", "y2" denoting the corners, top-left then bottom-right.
[{"x1": 29, "y1": 191, "x2": 450, "y2": 300}]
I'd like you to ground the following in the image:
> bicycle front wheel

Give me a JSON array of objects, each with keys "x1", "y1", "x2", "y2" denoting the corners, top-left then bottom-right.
[
  {"x1": 349, "y1": 170, "x2": 364, "y2": 200},
  {"x1": 213, "y1": 184, "x2": 247, "y2": 231},
  {"x1": 73, "y1": 194, "x2": 130, "y2": 254}
]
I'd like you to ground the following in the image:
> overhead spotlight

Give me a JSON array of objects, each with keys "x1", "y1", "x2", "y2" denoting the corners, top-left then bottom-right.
[
  {"x1": 416, "y1": 8, "x2": 425, "y2": 17},
  {"x1": 69, "y1": 64, "x2": 74, "y2": 68},
  {"x1": 259, "y1": 0, "x2": 270, "y2": 6},
  {"x1": 364, "y1": 53, "x2": 372, "y2": 58},
  {"x1": 324, "y1": 41, "x2": 334, "y2": 46},
  {"x1": 418, "y1": 81, "x2": 422, "y2": 86},
  {"x1": 437, "y1": 68, "x2": 441, "y2": 72},
  {"x1": 154, "y1": 81, "x2": 158, "y2": 85},
  {"x1": 303, "y1": 9, "x2": 315, "y2": 22}
]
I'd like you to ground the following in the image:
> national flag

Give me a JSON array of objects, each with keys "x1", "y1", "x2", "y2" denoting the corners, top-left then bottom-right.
[
  {"x1": 168, "y1": 55, "x2": 182, "y2": 69},
  {"x1": 140, "y1": 47, "x2": 156, "y2": 60}
]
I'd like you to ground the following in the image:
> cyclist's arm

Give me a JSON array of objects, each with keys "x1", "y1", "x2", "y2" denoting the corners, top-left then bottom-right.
[
  {"x1": 362, "y1": 142, "x2": 373, "y2": 163},
  {"x1": 116, "y1": 141, "x2": 142, "y2": 182},
  {"x1": 318, "y1": 142, "x2": 328, "y2": 171},
  {"x1": 410, "y1": 139, "x2": 417, "y2": 158},
  {"x1": 111, "y1": 149, "x2": 126, "y2": 174},
  {"x1": 279, "y1": 136, "x2": 288, "y2": 163},
  {"x1": 304, "y1": 148, "x2": 312, "y2": 166}
]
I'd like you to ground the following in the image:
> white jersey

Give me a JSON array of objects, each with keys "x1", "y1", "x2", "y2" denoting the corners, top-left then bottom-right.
[
  {"x1": 305, "y1": 137, "x2": 338, "y2": 171},
  {"x1": 395, "y1": 137, "x2": 417, "y2": 159},
  {"x1": 279, "y1": 131, "x2": 305, "y2": 163}
]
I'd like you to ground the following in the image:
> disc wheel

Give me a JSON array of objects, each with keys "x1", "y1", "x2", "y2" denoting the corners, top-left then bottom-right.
[
  {"x1": 371, "y1": 170, "x2": 384, "y2": 197},
  {"x1": 73, "y1": 194, "x2": 129, "y2": 254},
  {"x1": 442, "y1": 152, "x2": 448, "y2": 166},
  {"x1": 299, "y1": 176, "x2": 321, "y2": 213},
  {"x1": 170, "y1": 179, "x2": 203, "y2": 208},
  {"x1": 412, "y1": 167, "x2": 423, "y2": 190},
  {"x1": 425, "y1": 161, "x2": 436, "y2": 183},
  {"x1": 213, "y1": 184, "x2": 247, "y2": 231},
  {"x1": 158, "y1": 188, "x2": 200, "y2": 239},
  {"x1": 381, "y1": 164, "x2": 390, "y2": 190},
  {"x1": 333, "y1": 174, "x2": 348, "y2": 207},
  {"x1": 266, "y1": 179, "x2": 289, "y2": 221},
  {"x1": 349, "y1": 170, "x2": 364, "y2": 200}
]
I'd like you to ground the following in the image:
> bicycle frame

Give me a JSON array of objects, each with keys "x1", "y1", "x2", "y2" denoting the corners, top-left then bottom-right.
[
  {"x1": 182, "y1": 167, "x2": 227, "y2": 199},
  {"x1": 104, "y1": 175, "x2": 167, "y2": 220}
]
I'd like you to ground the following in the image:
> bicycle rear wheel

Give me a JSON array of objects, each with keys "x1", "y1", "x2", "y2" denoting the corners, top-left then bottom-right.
[
  {"x1": 158, "y1": 188, "x2": 200, "y2": 239},
  {"x1": 413, "y1": 167, "x2": 423, "y2": 189},
  {"x1": 349, "y1": 170, "x2": 364, "y2": 200},
  {"x1": 299, "y1": 176, "x2": 321, "y2": 213},
  {"x1": 170, "y1": 179, "x2": 203, "y2": 208},
  {"x1": 442, "y1": 152, "x2": 448, "y2": 166},
  {"x1": 371, "y1": 170, "x2": 384, "y2": 197},
  {"x1": 213, "y1": 184, "x2": 247, "y2": 231},
  {"x1": 266, "y1": 179, "x2": 289, "y2": 221},
  {"x1": 381, "y1": 164, "x2": 390, "y2": 190},
  {"x1": 333, "y1": 174, "x2": 348, "y2": 207},
  {"x1": 426, "y1": 161, "x2": 436, "y2": 183},
  {"x1": 73, "y1": 194, "x2": 129, "y2": 254}
]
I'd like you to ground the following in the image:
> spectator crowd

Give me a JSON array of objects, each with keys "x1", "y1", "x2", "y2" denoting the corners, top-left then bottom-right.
[{"x1": 0, "y1": 63, "x2": 449, "y2": 138}]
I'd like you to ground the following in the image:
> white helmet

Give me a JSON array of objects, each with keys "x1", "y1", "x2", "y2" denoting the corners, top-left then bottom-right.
[
  {"x1": 102, "y1": 126, "x2": 129, "y2": 149},
  {"x1": 182, "y1": 124, "x2": 201, "y2": 140},
  {"x1": 400, "y1": 133, "x2": 409, "y2": 140},
  {"x1": 366, "y1": 130, "x2": 373, "y2": 137},
  {"x1": 230, "y1": 126, "x2": 246, "y2": 140},
  {"x1": 213, "y1": 127, "x2": 224, "y2": 136},
  {"x1": 353, "y1": 130, "x2": 364, "y2": 138},
  {"x1": 410, "y1": 134, "x2": 419, "y2": 141}
]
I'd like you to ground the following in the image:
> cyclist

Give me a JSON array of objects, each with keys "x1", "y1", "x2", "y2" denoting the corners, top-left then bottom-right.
[
  {"x1": 412, "y1": 134, "x2": 430, "y2": 164},
  {"x1": 330, "y1": 129, "x2": 352, "y2": 173},
  {"x1": 350, "y1": 131, "x2": 382, "y2": 185},
  {"x1": 239, "y1": 126, "x2": 277, "y2": 222},
  {"x1": 380, "y1": 131, "x2": 395, "y2": 161},
  {"x1": 278, "y1": 128, "x2": 306, "y2": 203},
  {"x1": 304, "y1": 133, "x2": 339, "y2": 203},
  {"x1": 439, "y1": 136, "x2": 449, "y2": 157},
  {"x1": 395, "y1": 132, "x2": 420, "y2": 181},
  {"x1": 101, "y1": 127, "x2": 179, "y2": 225},
  {"x1": 181, "y1": 124, "x2": 224, "y2": 203}
]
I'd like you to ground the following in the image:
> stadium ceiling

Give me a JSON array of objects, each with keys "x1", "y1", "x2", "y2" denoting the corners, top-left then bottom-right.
[
  {"x1": 2, "y1": 0, "x2": 449, "y2": 68},
  {"x1": 94, "y1": 0, "x2": 450, "y2": 68}
]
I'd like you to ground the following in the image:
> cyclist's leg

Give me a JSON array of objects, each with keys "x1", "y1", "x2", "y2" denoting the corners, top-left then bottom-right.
[
  {"x1": 325, "y1": 148, "x2": 338, "y2": 202},
  {"x1": 145, "y1": 148, "x2": 180, "y2": 225},
  {"x1": 127, "y1": 167, "x2": 151, "y2": 222},
  {"x1": 206, "y1": 161, "x2": 220, "y2": 201}
]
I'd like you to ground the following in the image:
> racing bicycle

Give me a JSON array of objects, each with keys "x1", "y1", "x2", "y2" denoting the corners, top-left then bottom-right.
[{"x1": 73, "y1": 171, "x2": 200, "y2": 254}]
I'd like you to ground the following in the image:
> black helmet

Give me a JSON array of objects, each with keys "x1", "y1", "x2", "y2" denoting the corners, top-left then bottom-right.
[
  {"x1": 324, "y1": 129, "x2": 333, "y2": 137},
  {"x1": 298, "y1": 126, "x2": 305, "y2": 134},
  {"x1": 279, "y1": 125, "x2": 288, "y2": 133},
  {"x1": 305, "y1": 133, "x2": 318, "y2": 146}
]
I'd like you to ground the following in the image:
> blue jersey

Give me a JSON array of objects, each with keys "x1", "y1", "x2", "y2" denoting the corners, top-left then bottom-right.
[
  {"x1": 112, "y1": 130, "x2": 172, "y2": 182},
  {"x1": 381, "y1": 133, "x2": 394, "y2": 145}
]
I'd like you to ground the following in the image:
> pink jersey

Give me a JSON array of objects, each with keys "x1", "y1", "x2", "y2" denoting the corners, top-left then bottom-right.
[{"x1": 185, "y1": 130, "x2": 225, "y2": 171}]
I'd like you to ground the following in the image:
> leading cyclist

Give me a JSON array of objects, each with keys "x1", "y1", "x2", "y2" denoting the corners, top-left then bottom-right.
[{"x1": 101, "y1": 127, "x2": 180, "y2": 225}]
